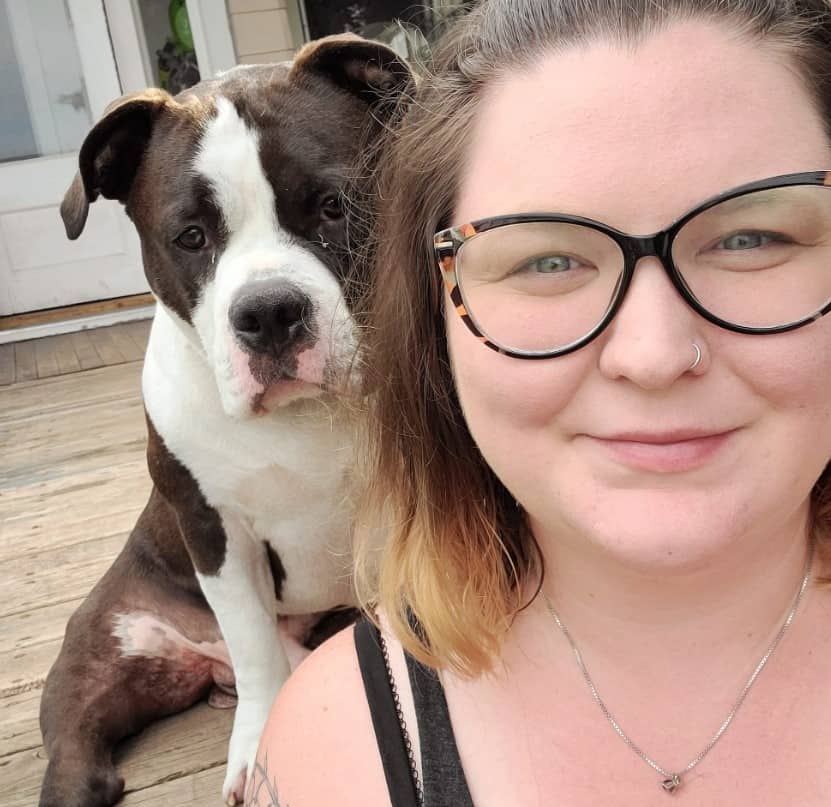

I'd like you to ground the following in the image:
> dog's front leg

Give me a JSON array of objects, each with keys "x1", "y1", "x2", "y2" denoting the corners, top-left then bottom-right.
[
  {"x1": 147, "y1": 422, "x2": 287, "y2": 806},
  {"x1": 196, "y1": 517, "x2": 288, "y2": 806}
]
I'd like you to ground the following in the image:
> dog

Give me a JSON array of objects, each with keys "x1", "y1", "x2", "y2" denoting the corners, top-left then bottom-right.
[{"x1": 38, "y1": 35, "x2": 411, "y2": 807}]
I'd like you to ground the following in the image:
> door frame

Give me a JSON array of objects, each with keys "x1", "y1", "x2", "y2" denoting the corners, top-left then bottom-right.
[{"x1": 69, "y1": 0, "x2": 123, "y2": 117}]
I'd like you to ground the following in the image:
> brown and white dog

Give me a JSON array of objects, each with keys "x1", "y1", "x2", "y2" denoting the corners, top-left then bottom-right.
[{"x1": 39, "y1": 36, "x2": 410, "y2": 807}]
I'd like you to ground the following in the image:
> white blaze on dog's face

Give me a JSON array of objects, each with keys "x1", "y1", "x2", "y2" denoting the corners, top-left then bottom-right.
[{"x1": 191, "y1": 96, "x2": 355, "y2": 418}]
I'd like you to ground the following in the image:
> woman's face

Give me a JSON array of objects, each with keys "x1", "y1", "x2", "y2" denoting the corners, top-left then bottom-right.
[{"x1": 448, "y1": 20, "x2": 831, "y2": 569}]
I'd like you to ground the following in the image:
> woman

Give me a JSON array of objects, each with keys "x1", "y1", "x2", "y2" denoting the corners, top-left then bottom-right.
[{"x1": 248, "y1": 1, "x2": 831, "y2": 804}]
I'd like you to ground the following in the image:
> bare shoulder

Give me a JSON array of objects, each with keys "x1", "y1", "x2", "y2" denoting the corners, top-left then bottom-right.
[{"x1": 246, "y1": 622, "x2": 390, "y2": 807}]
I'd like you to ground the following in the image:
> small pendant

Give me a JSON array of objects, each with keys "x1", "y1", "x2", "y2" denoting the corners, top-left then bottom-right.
[{"x1": 661, "y1": 774, "x2": 682, "y2": 794}]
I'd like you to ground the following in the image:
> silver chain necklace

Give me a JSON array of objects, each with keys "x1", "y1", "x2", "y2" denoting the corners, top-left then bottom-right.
[{"x1": 542, "y1": 546, "x2": 813, "y2": 795}]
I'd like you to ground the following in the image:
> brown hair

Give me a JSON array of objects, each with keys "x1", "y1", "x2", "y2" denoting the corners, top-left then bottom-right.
[{"x1": 354, "y1": 0, "x2": 831, "y2": 677}]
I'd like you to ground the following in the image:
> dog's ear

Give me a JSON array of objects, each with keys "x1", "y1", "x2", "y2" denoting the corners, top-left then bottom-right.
[
  {"x1": 61, "y1": 88, "x2": 174, "y2": 240},
  {"x1": 289, "y1": 33, "x2": 413, "y2": 109}
]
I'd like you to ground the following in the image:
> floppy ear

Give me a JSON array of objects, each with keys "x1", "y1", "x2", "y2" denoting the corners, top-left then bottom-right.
[
  {"x1": 289, "y1": 33, "x2": 413, "y2": 109},
  {"x1": 61, "y1": 88, "x2": 174, "y2": 240}
]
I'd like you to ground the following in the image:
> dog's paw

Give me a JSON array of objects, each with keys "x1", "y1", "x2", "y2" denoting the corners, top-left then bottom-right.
[
  {"x1": 223, "y1": 765, "x2": 248, "y2": 806},
  {"x1": 222, "y1": 718, "x2": 263, "y2": 805},
  {"x1": 209, "y1": 685, "x2": 239, "y2": 710},
  {"x1": 39, "y1": 755, "x2": 124, "y2": 807}
]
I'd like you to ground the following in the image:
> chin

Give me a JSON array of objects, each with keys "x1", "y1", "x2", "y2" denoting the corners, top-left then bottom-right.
[
  {"x1": 538, "y1": 482, "x2": 762, "y2": 571},
  {"x1": 252, "y1": 378, "x2": 325, "y2": 413},
  {"x1": 217, "y1": 373, "x2": 326, "y2": 419}
]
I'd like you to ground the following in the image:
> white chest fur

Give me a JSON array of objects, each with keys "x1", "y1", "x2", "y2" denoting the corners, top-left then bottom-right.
[{"x1": 142, "y1": 305, "x2": 357, "y2": 612}]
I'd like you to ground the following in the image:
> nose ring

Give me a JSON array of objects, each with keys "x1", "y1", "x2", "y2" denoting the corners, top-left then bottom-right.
[{"x1": 688, "y1": 342, "x2": 702, "y2": 371}]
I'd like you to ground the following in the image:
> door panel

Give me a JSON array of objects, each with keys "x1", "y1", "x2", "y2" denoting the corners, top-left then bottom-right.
[{"x1": 0, "y1": 0, "x2": 148, "y2": 316}]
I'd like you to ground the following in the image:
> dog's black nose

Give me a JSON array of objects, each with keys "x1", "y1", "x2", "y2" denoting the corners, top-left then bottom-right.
[{"x1": 229, "y1": 281, "x2": 313, "y2": 357}]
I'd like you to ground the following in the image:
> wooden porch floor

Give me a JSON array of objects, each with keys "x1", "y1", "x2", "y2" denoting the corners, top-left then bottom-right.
[
  {"x1": 1, "y1": 320, "x2": 232, "y2": 805},
  {"x1": 0, "y1": 320, "x2": 154, "y2": 386}
]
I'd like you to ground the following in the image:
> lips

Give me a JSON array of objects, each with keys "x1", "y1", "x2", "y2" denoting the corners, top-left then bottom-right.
[
  {"x1": 582, "y1": 428, "x2": 737, "y2": 472},
  {"x1": 596, "y1": 428, "x2": 729, "y2": 443}
]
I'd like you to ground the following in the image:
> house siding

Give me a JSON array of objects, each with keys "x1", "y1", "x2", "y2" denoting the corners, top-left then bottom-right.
[{"x1": 228, "y1": 0, "x2": 298, "y2": 65}]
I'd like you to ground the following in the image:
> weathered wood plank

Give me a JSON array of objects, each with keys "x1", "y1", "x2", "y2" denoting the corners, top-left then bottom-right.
[
  {"x1": 0, "y1": 343, "x2": 14, "y2": 386},
  {"x1": 120, "y1": 765, "x2": 226, "y2": 806},
  {"x1": 1, "y1": 504, "x2": 140, "y2": 562},
  {"x1": 0, "y1": 686, "x2": 43, "y2": 757},
  {"x1": 13, "y1": 341, "x2": 37, "y2": 382},
  {"x1": 2, "y1": 399, "x2": 145, "y2": 467},
  {"x1": 33, "y1": 337, "x2": 61, "y2": 379},
  {"x1": 0, "y1": 598, "x2": 80, "y2": 658},
  {"x1": 117, "y1": 704, "x2": 231, "y2": 792},
  {"x1": 69, "y1": 329, "x2": 106, "y2": 371},
  {"x1": 0, "y1": 361, "x2": 142, "y2": 423},
  {"x1": 0, "y1": 452, "x2": 150, "y2": 508},
  {"x1": 0, "y1": 603, "x2": 78, "y2": 703},
  {"x1": 5, "y1": 398, "x2": 144, "y2": 445},
  {"x1": 123, "y1": 319, "x2": 153, "y2": 352},
  {"x1": 0, "y1": 531, "x2": 127, "y2": 619},
  {"x1": 51, "y1": 333, "x2": 82, "y2": 375},
  {"x1": 0, "y1": 460, "x2": 149, "y2": 558},
  {"x1": 0, "y1": 637, "x2": 61, "y2": 698},
  {"x1": 88, "y1": 326, "x2": 127, "y2": 365},
  {"x1": 104, "y1": 324, "x2": 145, "y2": 363},
  {"x1": 2, "y1": 398, "x2": 146, "y2": 488},
  {"x1": 2, "y1": 702, "x2": 232, "y2": 807},
  {"x1": 2, "y1": 445, "x2": 146, "y2": 499}
]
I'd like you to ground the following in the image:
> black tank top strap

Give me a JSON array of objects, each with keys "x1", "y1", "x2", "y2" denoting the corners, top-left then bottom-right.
[
  {"x1": 354, "y1": 616, "x2": 475, "y2": 807},
  {"x1": 354, "y1": 617, "x2": 421, "y2": 807}
]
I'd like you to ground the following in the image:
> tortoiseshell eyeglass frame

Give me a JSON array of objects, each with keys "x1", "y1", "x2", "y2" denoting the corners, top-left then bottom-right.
[{"x1": 433, "y1": 170, "x2": 831, "y2": 359}]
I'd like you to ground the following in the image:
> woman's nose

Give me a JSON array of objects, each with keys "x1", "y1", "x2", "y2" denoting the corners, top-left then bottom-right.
[{"x1": 597, "y1": 256, "x2": 708, "y2": 388}]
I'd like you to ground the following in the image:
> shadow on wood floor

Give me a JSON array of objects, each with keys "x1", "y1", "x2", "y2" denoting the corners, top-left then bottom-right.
[{"x1": 0, "y1": 319, "x2": 232, "y2": 805}]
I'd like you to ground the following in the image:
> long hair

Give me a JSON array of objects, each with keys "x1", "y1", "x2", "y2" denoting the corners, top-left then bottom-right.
[{"x1": 355, "y1": 0, "x2": 831, "y2": 676}]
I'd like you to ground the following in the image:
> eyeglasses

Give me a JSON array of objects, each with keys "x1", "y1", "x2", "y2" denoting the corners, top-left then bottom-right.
[{"x1": 434, "y1": 171, "x2": 831, "y2": 359}]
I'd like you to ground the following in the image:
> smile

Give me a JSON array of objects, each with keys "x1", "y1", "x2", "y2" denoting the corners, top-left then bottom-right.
[{"x1": 583, "y1": 429, "x2": 737, "y2": 473}]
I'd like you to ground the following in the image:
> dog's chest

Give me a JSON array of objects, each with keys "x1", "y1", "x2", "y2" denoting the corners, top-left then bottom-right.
[
  {"x1": 142, "y1": 317, "x2": 355, "y2": 554},
  {"x1": 204, "y1": 440, "x2": 351, "y2": 549}
]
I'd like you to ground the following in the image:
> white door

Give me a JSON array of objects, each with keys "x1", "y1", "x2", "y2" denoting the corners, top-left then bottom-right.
[{"x1": 0, "y1": 0, "x2": 148, "y2": 317}]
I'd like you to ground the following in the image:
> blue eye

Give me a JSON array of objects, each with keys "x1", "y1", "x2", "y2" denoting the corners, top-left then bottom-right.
[
  {"x1": 519, "y1": 255, "x2": 577, "y2": 273},
  {"x1": 718, "y1": 231, "x2": 774, "y2": 250}
]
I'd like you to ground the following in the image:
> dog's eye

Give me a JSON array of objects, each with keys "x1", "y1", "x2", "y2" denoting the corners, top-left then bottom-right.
[
  {"x1": 174, "y1": 226, "x2": 207, "y2": 251},
  {"x1": 320, "y1": 194, "x2": 343, "y2": 221}
]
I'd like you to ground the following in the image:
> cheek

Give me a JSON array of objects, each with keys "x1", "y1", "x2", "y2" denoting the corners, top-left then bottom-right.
[
  {"x1": 446, "y1": 306, "x2": 588, "y2": 451},
  {"x1": 733, "y1": 324, "x2": 831, "y2": 422},
  {"x1": 735, "y1": 327, "x2": 831, "y2": 481}
]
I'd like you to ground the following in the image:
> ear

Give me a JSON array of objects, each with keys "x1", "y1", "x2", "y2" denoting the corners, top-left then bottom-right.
[
  {"x1": 61, "y1": 88, "x2": 174, "y2": 240},
  {"x1": 289, "y1": 33, "x2": 413, "y2": 108}
]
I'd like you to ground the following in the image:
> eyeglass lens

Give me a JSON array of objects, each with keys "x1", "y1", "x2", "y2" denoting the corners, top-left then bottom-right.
[{"x1": 455, "y1": 185, "x2": 831, "y2": 353}]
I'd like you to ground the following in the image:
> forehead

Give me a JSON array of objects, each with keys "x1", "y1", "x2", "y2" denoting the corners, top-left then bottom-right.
[
  {"x1": 455, "y1": 20, "x2": 831, "y2": 232},
  {"x1": 136, "y1": 65, "x2": 369, "y2": 208},
  {"x1": 199, "y1": 65, "x2": 371, "y2": 167}
]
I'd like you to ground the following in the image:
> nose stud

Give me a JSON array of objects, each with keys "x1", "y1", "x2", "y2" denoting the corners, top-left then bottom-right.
[{"x1": 688, "y1": 342, "x2": 702, "y2": 371}]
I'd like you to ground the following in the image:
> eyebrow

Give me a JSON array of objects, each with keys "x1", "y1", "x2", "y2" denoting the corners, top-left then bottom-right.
[{"x1": 705, "y1": 189, "x2": 792, "y2": 216}]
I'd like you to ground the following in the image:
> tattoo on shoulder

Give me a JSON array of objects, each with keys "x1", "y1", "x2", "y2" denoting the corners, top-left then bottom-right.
[{"x1": 245, "y1": 752, "x2": 288, "y2": 807}]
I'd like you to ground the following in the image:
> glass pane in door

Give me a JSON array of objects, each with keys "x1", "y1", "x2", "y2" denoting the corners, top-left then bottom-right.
[
  {"x1": 0, "y1": 0, "x2": 92, "y2": 163},
  {"x1": 134, "y1": 0, "x2": 200, "y2": 94}
]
